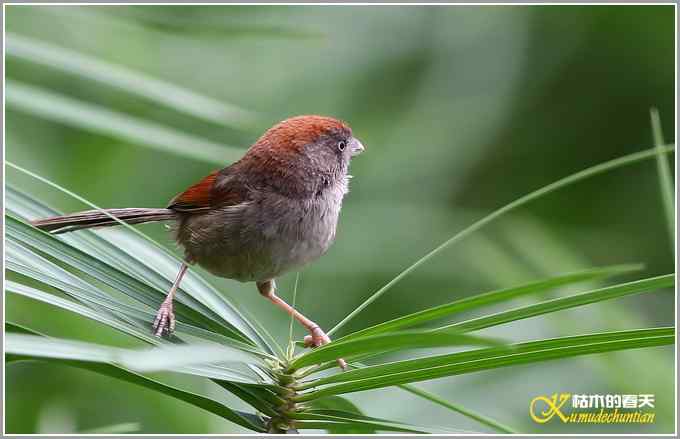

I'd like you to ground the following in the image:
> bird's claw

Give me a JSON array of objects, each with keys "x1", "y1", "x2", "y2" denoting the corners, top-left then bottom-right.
[
  {"x1": 303, "y1": 326, "x2": 331, "y2": 348},
  {"x1": 304, "y1": 326, "x2": 347, "y2": 370},
  {"x1": 152, "y1": 301, "x2": 175, "y2": 337}
]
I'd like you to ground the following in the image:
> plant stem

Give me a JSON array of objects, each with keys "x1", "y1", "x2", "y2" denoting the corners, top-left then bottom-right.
[{"x1": 267, "y1": 368, "x2": 304, "y2": 434}]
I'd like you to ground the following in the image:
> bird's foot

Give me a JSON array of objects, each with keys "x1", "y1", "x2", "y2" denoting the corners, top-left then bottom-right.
[
  {"x1": 152, "y1": 300, "x2": 175, "y2": 337},
  {"x1": 303, "y1": 325, "x2": 331, "y2": 348},
  {"x1": 304, "y1": 325, "x2": 347, "y2": 370}
]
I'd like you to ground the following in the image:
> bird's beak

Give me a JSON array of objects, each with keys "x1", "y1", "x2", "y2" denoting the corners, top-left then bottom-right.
[{"x1": 349, "y1": 137, "x2": 365, "y2": 156}]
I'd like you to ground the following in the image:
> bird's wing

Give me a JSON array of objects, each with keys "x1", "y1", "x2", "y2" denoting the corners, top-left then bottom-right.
[{"x1": 167, "y1": 169, "x2": 249, "y2": 212}]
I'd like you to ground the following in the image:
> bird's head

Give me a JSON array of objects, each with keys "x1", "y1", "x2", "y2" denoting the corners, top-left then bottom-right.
[{"x1": 248, "y1": 115, "x2": 364, "y2": 174}]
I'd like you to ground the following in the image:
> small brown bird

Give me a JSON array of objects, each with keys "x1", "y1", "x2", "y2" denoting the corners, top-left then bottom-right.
[{"x1": 32, "y1": 115, "x2": 365, "y2": 369}]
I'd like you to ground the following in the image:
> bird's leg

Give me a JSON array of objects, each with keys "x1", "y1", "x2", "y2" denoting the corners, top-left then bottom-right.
[
  {"x1": 152, "y1": 262, "x2": 189, "y2": 337},
  {"x1": 257, "y1": 280, "x2": 347, "y2": 370}
]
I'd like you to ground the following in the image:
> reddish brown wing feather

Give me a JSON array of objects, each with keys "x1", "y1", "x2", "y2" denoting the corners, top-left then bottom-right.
[
  {"x1": 168, "y1": 170, "x2": 249, "y2": 212},
  {"x1": 168, "y1": 171, "x2": 219, "y2": 211}
]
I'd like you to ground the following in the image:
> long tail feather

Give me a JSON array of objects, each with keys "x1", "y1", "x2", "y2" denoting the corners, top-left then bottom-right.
[{"x1": 31, "y1": 208, "x2": 176, "y2": 234}]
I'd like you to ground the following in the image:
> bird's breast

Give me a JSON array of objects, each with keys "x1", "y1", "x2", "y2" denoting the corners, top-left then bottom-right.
[
  {"x1": 178, "y1": 181, "x2": 347, "y2": 282},
  {"x1": 263, "y1": 183, "x2": 345, "y2": 269}
]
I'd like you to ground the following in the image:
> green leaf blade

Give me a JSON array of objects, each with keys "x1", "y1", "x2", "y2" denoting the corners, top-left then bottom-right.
[
  {"x1": 338, "y1": 264, "x2": 643, "y2": 342},
  {"x1": 6, "y1": 214, "x2": 241, "y2": 340},
  {"x1": 6, "y1": 80, "x2": 242, "y2": 164},
  {"x1": 649, "y1": 108, "x2": 675, "y2": 249},
  {"x1": 6, "y1": 33, "x2": 258, "y2": 128},
  {"x1": 294, "y1": 328, "x2": 674, "y2": 400},
  {"x1": 7, "y1": 353, "x2": 266, "y2": 432},
  {"x1": 304, "y1": 327, "x2": 673, "y2": 388},
  {"x1": 440, "y1": 274, "x2": 674, "y2": 333},
  {"x1": 290, "y1": 331, "x2": 502, "y2": 370},
  {"x1": 5, "y1": 333, "x2": 268, "y2": 384}
]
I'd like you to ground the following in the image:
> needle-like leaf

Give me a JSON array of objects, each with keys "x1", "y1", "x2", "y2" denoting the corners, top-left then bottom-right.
[
  {"x1": 337, "y1": 264, "x2": 643, "y2": 342},
  {"x1": 437, "y1": 274, "x2": 673, "y2": 333},
  {"x1": 6, "y1": 33, "x2": 258, "y2": 128},
  {"x1": 290, "y1": 331, "x2": 502, "y2": 370},
  {"x1": 5, "y1": 333, "x2": 266, "y2": 383},
  {"x1": 649, "y1": 108, "x2": 675, "y2": 251},
  {"x1": 6, "y1": 80, "x2": 243, "y2": 164},
  {"x1": 6, "y1": 323, "x2": 266, "y2": 432},
  {"x1": 294, "y1": 328, "x2": 674, "y2": 400}
]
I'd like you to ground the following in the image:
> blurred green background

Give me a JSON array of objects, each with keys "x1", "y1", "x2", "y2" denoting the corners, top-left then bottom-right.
[{"x1": 5, "y1": 4, "x2": 675, "y2": 434}]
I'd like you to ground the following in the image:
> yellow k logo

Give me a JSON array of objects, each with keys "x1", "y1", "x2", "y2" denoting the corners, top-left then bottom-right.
[{"x1": 530, "y1": 393, "x2": 571, "y2": 423}]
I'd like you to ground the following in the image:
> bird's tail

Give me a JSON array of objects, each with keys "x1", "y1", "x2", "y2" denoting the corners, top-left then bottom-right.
[{"x1": 31, "y1": 208, "x2": 176, "y2": 234}]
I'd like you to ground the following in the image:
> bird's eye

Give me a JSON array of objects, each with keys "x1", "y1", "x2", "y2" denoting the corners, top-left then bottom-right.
[{"x1": 337, "y1": 140, "x2": 347, "y2": 151}]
